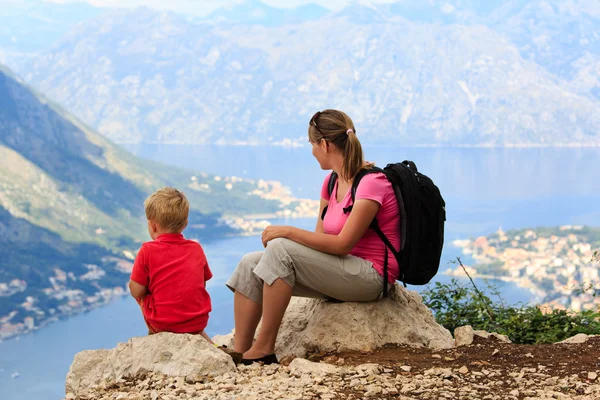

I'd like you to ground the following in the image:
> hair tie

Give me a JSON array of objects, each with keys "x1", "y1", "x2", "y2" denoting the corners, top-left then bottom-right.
[{"x1": 346, "y1": 128, "x2": 354, "y2": 135}]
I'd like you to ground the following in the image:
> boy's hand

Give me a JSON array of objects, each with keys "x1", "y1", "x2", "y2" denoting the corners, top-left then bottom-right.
[{"x1": 128, "y1": 280, "x2": 148, "y2": 300}]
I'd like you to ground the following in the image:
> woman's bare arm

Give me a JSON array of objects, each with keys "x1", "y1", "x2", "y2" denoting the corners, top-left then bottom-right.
[{"x1": 264, "y1": 198, "x2": 380, "y2": 256}]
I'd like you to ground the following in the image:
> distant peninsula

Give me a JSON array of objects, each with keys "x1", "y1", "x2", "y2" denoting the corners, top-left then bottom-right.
[{"x1": 449, "y1": 225, "x2": 600, "y2": 312}]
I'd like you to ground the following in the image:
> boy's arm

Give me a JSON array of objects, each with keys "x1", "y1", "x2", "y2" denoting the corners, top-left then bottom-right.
[
  {"x1": 198, "y1": 245, "x2": 213, "y2": 282},
  {"x1": 128, "y1": 280, "x2": 148, "y2": 300},
  {"x1": 129, "y1": 244, "x2": 150, "y2": 299}
]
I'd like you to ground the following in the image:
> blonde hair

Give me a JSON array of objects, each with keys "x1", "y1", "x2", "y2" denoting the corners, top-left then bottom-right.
[
  {"x1": 308, "y1": 109, "x2": 367, "y2": 182},
  {"x1": 144, "y1": 187, "x2": 189, "y2": 233}
]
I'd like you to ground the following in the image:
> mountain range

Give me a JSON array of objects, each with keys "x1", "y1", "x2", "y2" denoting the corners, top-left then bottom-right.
[
  {"x1": 0, "y1": 0, "x2": 105, "y2": 52},
  {"x1": 2, "y1": 0, "x2": 600, "y2": 146}
]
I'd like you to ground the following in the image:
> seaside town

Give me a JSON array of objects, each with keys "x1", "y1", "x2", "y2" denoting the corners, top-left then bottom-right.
[
  {"x1": 449, "y1": 225, "x2": 600, "y2": 312},
  {"x1": 220, "y1": 177, "x2": 319, "y2": 235},
  {"x1": 0, "y1": 258, "x2": 131, "y2": 341},
  {"x1": 0, "y1": 177, "x2": 319, "y2": 342}
]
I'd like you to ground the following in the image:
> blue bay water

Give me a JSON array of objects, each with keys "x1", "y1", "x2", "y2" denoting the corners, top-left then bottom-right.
[{"x1": 1, "y1": 146, "x2": 599, "y2": 400}]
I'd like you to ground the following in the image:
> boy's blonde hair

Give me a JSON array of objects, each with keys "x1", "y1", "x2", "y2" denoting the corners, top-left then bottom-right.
[{"x1": 144, "y1": 187, "x2": 189, "y2": 233}]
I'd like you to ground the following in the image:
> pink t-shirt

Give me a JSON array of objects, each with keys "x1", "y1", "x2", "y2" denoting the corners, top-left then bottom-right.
[{"x1": 321, "y1": 172, "x2": 401, "y2": 282}]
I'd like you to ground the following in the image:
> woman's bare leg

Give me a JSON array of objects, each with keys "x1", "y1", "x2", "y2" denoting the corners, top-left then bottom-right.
[
  {"x1": 233, "y1": 291, "x2": 263, "y2": 353},
  {"x1": 242, "y1": 278, "x2": 292, "y2": 360}
]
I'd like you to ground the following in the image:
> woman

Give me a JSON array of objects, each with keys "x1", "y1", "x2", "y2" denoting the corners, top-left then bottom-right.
[{"x1": 226, "y1": 109, "x2": 401, "y2": 364}]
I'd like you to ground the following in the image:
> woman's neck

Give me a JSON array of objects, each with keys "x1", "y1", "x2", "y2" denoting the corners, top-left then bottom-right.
[
  {"x1": 330, "y1": 154, "x2": 349, "y2": 184},
  {"x1": 332, "y1": 161, "x2": 370, "y2": 185}
]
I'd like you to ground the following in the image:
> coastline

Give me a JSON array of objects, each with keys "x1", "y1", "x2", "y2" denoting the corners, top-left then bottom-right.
[
  {"x1": 0, "y1": 287, "x2": 129, "y2": 342},
  {"x1": 0, "y1": 211, "x2": 318, "y2": 343}
]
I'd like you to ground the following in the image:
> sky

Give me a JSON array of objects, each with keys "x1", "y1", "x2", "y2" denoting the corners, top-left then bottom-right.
[{"x1": 14, "y1": 0, "x2": 399, "y2": 16}]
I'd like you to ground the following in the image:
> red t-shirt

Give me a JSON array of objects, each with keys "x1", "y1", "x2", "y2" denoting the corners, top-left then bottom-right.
[{"x1": 130, "y1": 233, "x2": 212, "y2": 333}]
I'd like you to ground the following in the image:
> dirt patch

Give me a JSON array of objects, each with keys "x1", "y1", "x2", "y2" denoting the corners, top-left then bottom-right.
[
  {"x1": 319, "y1": 337, "x2": 600, "y2": 373},
  {"x1": 306, "y1": 337, "x2": 600, "y2": 399}
]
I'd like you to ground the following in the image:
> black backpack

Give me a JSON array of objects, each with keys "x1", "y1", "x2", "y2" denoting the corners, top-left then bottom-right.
[{"x1": 321, "y1": 161, "x2": 446, "y2": 296}]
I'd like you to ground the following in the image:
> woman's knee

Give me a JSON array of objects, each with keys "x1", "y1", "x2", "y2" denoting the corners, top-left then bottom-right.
[
  {"x1": 265, "y1": 237, "x2": 293, "y2": 257},
  {"x1": 238, "y1": 251, "x2": 263, "y2": 270},
  {"x1": 227, "y1": 251, "x2": 265, "y2": 301}
]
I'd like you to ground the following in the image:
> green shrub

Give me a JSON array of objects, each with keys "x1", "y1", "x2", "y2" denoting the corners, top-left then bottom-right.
[{"x1": 422, "y1": 277, "x2": 600, "y2": 344}]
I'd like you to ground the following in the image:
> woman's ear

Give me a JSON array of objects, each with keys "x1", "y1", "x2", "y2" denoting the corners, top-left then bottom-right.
[{"x1": 320, "y1": 138, "x2": 329, "y2": 152}]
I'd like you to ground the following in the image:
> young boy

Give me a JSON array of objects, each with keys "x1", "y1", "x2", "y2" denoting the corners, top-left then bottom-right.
[{"x1": 128, "y1": 187, "x2": 213, "y2": 342}]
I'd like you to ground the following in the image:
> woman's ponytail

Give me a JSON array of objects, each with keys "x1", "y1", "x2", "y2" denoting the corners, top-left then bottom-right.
[{"x1": 342, "y1": 129, "x2": 364, "y2": 182}]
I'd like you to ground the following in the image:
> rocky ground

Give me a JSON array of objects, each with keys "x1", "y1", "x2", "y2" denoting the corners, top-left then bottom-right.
[{"x1": 68, "y1": 337, "x2": 600, "y2": 400}]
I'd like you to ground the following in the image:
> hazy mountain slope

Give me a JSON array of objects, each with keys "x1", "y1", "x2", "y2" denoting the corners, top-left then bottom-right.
[
  {"x1": 204, "y1": 0, "x2": 329, "y2": 26},
  {"x1": 8, "y1": 7, "x2": 600, "y2": 146},
  {"x1": 489, "y1": 1, "x2": 600, "y2": 78},
  {"x1": 0, "y1": 0, "x2": 105, "y2": 52},
  {"x1": 0, "y1": 64, "x2": 286, "y2": 242}
]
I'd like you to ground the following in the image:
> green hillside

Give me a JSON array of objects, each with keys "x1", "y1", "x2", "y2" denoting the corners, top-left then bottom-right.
[{"x1": 0, "y1": 65, "x2": 286, "y2": 338}]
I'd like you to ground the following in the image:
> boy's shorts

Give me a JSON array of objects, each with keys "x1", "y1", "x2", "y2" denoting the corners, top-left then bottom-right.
[{"x1": 137, "y1": 298, "x2": 205, "y2": 335}]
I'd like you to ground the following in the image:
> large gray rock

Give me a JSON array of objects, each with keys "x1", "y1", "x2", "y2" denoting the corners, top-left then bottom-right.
[
  {"x1": 217, "y1": 283, "x2": 453, "y2": 358},
  {"x1": 66, "y1": 333, "x2": 235, "y2": 396},
  {"x1": 276, "y1": 284, "x2": 454, "y2": 357},
  {"x1": 454, "y1": 325, "x2": 511, "y2": 347}
]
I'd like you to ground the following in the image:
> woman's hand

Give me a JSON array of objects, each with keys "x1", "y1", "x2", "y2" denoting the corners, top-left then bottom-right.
[{"x1": 261, "y1": 225, "x2": 292, "y2": 247}]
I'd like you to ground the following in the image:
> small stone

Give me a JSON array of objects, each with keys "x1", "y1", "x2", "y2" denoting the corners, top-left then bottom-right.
[
  {"x1": 185, "y1": 374, "x2": 200, "y2": 384},
  {"x1": 458, "y1": 366, "x2": 469, "y2": 374},
  {"x1": 588, "y1": 372, "x2": 598, "y2": 381},
  {"x1": 279, "y1": 355, "x2": 296, "y2": 365},
  {"x1": 431, "y1": 354, "x2": 442, "y2": 359},
  {"x1": 356, "y1": 363, "x2": 383, "y2": 375},
  {"x1": 364, "y1": 387, "x2": 382, "y2": 397},
  {"x1": 557, "y1": 334, "x2": 590, "y2": 344},
  {"x1": 492, "y1": 349, "x2": 500, "y2": 356},
  {"x1": 524, "y1": 353, "x2": 534, "y2": 358},
  {"x1": 400, "y1": 383, "x2": 416, "y2": 394},
  {"x1": 400, "y1": 366, "x2": 412, "y2": 373}
]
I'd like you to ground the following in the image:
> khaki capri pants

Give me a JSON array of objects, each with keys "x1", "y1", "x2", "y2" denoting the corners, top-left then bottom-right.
[{"x1": 226, "y1": 238, "x2": 383, "y2": 304}]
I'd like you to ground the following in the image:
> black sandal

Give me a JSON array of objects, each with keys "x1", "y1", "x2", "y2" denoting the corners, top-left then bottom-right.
[
  {"x1": 218, "y1": 345, "x2": 243, "y2": 365},
  {"x1": 240, "y1": 354, "x2": 279, "y2": 366}
]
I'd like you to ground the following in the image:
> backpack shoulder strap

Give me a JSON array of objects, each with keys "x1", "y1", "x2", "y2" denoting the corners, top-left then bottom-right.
[
  {"x1": 320, "y1": 172, "x2": 338, "y2": 221},
  {"x1": 327, "y1": 172, "x2": 338, "y2": 197},
  {"x1": 343, "y1": 166, "x2": 384, "y2": 214}
]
